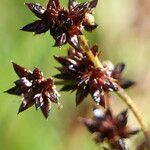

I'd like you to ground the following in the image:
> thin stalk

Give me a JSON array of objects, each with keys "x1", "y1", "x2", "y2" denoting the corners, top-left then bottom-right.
[
  {"x1": 78, "y1": 35, "x2": 147, "y2": 137},
  {"x1": 116, "y1": 86, "x2": 147, "y2": 135},
  {"x1": 79, "y1": 35, "x2": 103, "y2": 68}
]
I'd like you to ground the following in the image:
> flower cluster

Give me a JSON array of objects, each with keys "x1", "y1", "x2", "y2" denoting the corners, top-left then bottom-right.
[
  {"x1": 21, "y1": 0, "x2": 98, "y2": 47},
  {"x1": 5, "y1": 0, "x2": 145, "y2": 149},
  {"x1": 6, "y1": 62, "x2": 60, "y2": 119},
  {"x1": 82, "y1": 108, "x2": 139, "y2": 149},
  {"x1": 54, "y1": 46, "x2": 134, "y2": 107}
]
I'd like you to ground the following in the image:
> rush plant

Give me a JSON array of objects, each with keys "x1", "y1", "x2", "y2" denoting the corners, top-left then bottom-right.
[{"x1": 6, "y1": 0, "x2": 150, "y2": 149}]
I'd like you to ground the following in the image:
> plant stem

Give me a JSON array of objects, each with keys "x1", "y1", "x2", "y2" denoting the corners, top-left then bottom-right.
[
  {"x1": 79, "y1": 35, "x2": 103, "y2": 68},
  {"x1": 116, "y1": 86, "x2": 147, "y2": 135},
  {"x1": 78, "y1": 35, "x2": 147, "y2": 137}
]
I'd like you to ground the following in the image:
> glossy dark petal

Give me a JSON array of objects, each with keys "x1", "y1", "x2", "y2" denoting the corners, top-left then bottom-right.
[
  {"x1": 66, "y1": 58, "x2": 78, "y2": 66},
  {"x1": 88, "y1": 0, "x2": 98, "y2": 12},
  {"x1": 54, "y1": 56, "x2": 69, "y2": 66},
  {"x1": 41, "y1": 99, "x2": 51, "y2": 119},
  {"x1": 92, "y1": 90, "x2": 105, "y2": 107},
  {"x1": 68, "y1": 35, "x2": 80, "y2": 50},
  {"x1": 21, "y1": 20, "x2": 49, "y2": 34},
  {"x1": 74, "y1": 2, "x2": 89, "y2": 14},
  {"x1": 78, "y1": 75, "x2": 89, "y2": 86},
  {"x1": 73, "y1": 0, "x2": 98, "y2": 14},
  {"x1": 67, "y1": 47, "x2": 75, "y2": 56},
  {"x1": 47, "y1": 0, "x2": 60, "y2": 10},
  {"x1": 18, "y1": 97, "x2": 34, "y2": 114},
  {"x1": 112, "y1": 63, "x2": 125, "y2": 79},
  {"x1": 76, "y1": 85, "x2": 89, "y2": 106},
  {"x1": 49, "y1": 92, "x2": 59, "y2": 103},
  {"x1": 12, "y1": 62, "x2": 32, "y2": 78},
  {"x1": 121, "y1": 80, "x2": 135, "y2": 89},
  {"x1": 56, "y1": 33, "x2": 67, "y2": 47},
  {"x1": 107, "y1": 82, "x2": 118, "y2": 91},
  {"x1": 91, "y1": 44, "x2": 99, "y2": 56},
  {"x1": 84, "y1": 23, "x2": 98, "y2": 31},
  {"x1": 128, "y1": 129, "x2": 140, "y2": 135},
  {"x1": 114, "y1": 139, "x2": 129, "y2": 150},
  {"x1": 51, "y1": 28, "x2": 67, "y2": 47},
  {"x1": 14, "y1": 78, "x2": 32, "y2": 87},
  {"x1": 5, "y1": 86, "x2": 29, "y2": 96},
  {"x1": 116, "y1": 109, "x2": 128, "y2": 128},
  {"x1": 115, "y1": 63, "x2": 125, "y2": 73},
  {"x1": 33, "y1": 68, "x2": 43, "y2": 80},
  {"x1": 25, "y1": 3, "x2": 45, "y2": 18},
  {"x1": 94, "y1": 133, "x2": 104, "y2": 143},
  {"x1": 82, "y1": 118, "x2": 99, "y2": 133},
  {"x1": 34, "y1": 93, "x2": 43, "y2": 109},
  {"x1": 68, "y1": 0, "x2": 78, "y2": 10},
  {"x1": 105, "y1": 109, "x2": 113, "y2": 119},
  {"x1": 56, "y1": 58, "x2": 78, "y2": 69},
  {"x1": 72, "y1": 14, "x2": 84, "y2": 26}
]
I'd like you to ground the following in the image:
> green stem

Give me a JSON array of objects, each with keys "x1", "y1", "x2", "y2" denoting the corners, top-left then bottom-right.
[
  {"x1": 79, "y1": 35, "x2": 103, "y2": 68},
  {"x1": 116, "y1": 86, "x2": 147, "y2": 135},
  {"x1": 78, "y1": 35, "x2": 147, "y2": 137}
]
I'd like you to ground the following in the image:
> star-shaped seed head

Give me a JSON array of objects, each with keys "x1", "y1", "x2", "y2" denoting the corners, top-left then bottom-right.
[
  {"x1": 21, "y1": 0, "x2": 98, "y2": 48},
  {"x1": 54, "y1": 46, "x2": 135, "y2": 107},
  {"x1": 6, "y1": 62, "x2": 60, "y2": 119},
  {"x1": 82, "y1": 108, "x2": 139, "y2": 149}
]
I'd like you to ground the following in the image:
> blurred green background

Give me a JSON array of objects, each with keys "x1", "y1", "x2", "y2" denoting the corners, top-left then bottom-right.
[{"x1": 0, "y1": 0, "x2": 150, "y2": 149}]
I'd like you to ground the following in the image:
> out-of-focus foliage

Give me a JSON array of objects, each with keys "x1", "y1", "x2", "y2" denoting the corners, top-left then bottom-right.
[{"x1": 0, "y1": 0, "x2": 150, "y2": 149}]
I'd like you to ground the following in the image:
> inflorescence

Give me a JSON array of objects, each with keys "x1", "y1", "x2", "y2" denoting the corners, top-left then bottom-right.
[
  {"x1": 54, "y1": 46, "x2": 134, "y2": 107},
  {"x1": 6, "y1": 62, "x2": 60, "y2": 119},
  {"x1": 21, "y1": 0, "x2": 98, "y2": 48},
  {"x1": 82, "y1": 108, "x2": 139, "y2": 149},
  {"x1": 6, "y1": 0, "x2": 147, "y2": 149}
]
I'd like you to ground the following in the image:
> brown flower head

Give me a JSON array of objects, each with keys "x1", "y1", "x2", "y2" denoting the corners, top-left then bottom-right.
[
  {"x1": 103, "y1": 61, "x2": 135, "y2": 89},
  {"x1": 55, "y1": 46, "x2": 116, "y2": 107},
  {"x1": 6, "y1": 62, "x2": 60, "y2": 119},
  {"x1": 21, "y1": 0, "x2": 98, "y2": 48},
  {"x1": 82, "y1": 108, "x2": 139, "y2": 149},
  {"x1": 54, "y1": 46, "x2": 135, "y2": 107}
]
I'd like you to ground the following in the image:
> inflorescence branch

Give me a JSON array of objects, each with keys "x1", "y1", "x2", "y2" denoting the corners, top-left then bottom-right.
[
  {"x1": 78, "y1": 35, "x2": 147, "y2": 138},
  {"x1": 79, "y1": 35, "x2": 104, "y2": 68},
  {"x1": 6, "y1": 0, "x2": 149, "y2": 148}
]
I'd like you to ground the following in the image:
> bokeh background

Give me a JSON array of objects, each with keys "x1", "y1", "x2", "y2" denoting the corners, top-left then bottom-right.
[{"x1": 0, "y1": 0, "x2": 150, "y2": 149}]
